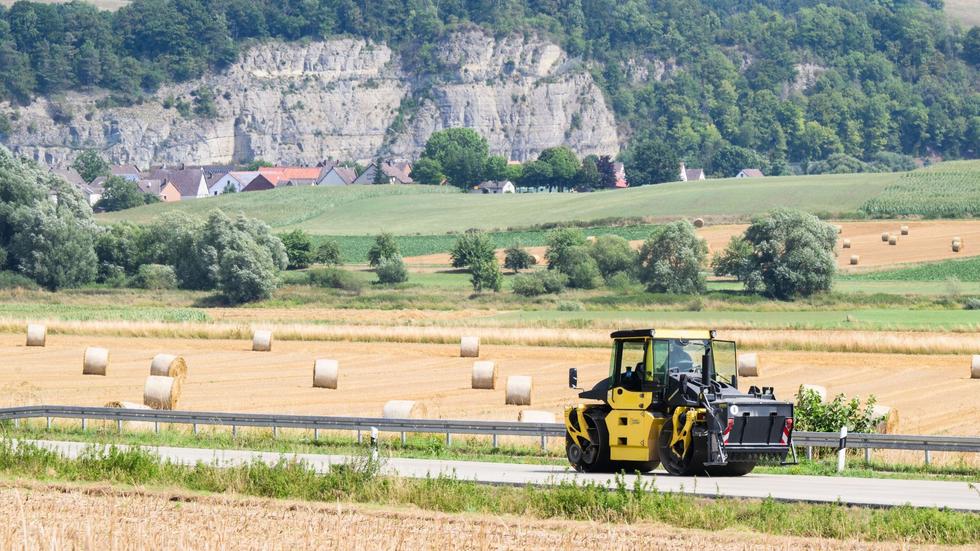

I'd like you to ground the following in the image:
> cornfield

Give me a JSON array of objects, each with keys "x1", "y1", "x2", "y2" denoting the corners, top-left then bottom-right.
[{"x1": 862, "y1": 162, "x2": 980, "y2": 218}]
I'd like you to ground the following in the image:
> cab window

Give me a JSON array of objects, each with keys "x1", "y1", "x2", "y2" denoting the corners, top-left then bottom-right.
[
  {"x1": 652, "y1": 340, "x2": 669, "y2": 382},
  {"x1": 611, "y1": 339, "x2": 648, "y2": 390},
  {"x1": 712, "y1": 340, "x2": 737, "y2": 383}
]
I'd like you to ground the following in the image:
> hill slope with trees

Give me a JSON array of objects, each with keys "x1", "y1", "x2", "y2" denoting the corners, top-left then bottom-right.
[{"x1": 0, "y1": 0, "x2": 977, "y2": 171}]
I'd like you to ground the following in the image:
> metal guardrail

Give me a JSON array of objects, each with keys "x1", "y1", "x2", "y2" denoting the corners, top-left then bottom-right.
[{"x1": 1, "y1": 406, "x2": 978, "y2": 459}]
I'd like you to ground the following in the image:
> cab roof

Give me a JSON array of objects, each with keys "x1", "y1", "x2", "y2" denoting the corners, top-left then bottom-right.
[{"x1": 610, "y1": 329, "x2": 716, "y2": 340}]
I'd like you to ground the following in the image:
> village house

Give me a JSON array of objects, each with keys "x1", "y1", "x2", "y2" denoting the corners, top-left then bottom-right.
[
  {"x1": 146, "y1": 168, "x2": 209, "y2": 200},
  {"x1": 209, "y1": 171, "x2": 260, "y2": 195},
  {"x1": 352, "y1": 161, "x2": 413, "y2": 185},
  {"x1": 736, "y1": 168, "x2": 765, "y2": 178},
  {"x1": 110, "y1": 165, "x2": 141, "y2": 182},
  {"x1": 241, "y1": 174, "x2": 277, "y2": 192},
  {"x1": 678, "y1": 162, "x2": 705, "y2": 181},
  {"x1": 613, "y1": 162, "x2": 628, "y2": 188},
  {"x1": 472, "y1": 181, "x2": 516, "y2": 194},
  {"x1": 258, "y1": 166, "x2": 325, "y2": 187},
  {"x1": 318, "y1": 165, "x2": 358, "y2": 186}
]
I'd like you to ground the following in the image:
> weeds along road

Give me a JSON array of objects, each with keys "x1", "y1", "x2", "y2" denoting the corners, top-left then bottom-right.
[{"x1": 23, "y1": 439, "x2": 980, "y2": 511}]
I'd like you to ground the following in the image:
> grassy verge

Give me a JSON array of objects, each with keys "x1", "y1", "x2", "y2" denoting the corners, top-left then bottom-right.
[
  {"x1": 6, "y1": 425, "x2": 977, "y2": 482},
  {"x1": 0, "y1": 439, "x2": 976, "y2": 545}
]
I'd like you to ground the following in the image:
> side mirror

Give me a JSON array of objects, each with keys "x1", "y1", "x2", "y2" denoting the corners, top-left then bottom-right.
[{"x1": 568, "y1": 368, "x2": 578, "y2": 389}]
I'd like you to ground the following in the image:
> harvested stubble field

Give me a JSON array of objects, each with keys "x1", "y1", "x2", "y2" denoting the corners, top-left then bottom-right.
[
  {"x1": 404, "y1": 220, "x2": 980, "y2": 271},
  {"x1": 0, "y1": 482, "x2": 907, "y2": 551},
  {"x1": 1, "y1": 333, "x2": 978, "y2": 438}
]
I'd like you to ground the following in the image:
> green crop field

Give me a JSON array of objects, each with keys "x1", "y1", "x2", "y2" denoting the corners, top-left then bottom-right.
[
  {"x1": 100, "y1": 172, "x2": 900, "y2": 235},
  {"x1": 861, "y1": 161, "x2": 980, "y2": 218},
  {"x1": 844, "y1": 256, "x2": 980, "y2": 282}
]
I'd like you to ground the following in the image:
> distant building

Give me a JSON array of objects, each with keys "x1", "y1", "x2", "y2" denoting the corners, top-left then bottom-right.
[
  {"x1": 258, "y1": 166, "x2": 325, "y2": 187},
  {"x1": 110, "y1": 165, "x2": 141, "y2": 182},
  {"x1": 736, "y1": 168, "x2": 764, "y2": 178},
  {"x1": 352, "y1": 161, "x2": 413, "y2": 185},
  {"x1": 318, "y1": 165, "x2": 358, "y2": 186},
  {"x1": 241, "y1": 174, "x2": 276, "y2": 192},
  {"x1": 678, "y1": 162, "x2": 705, "y2": 181},
  {"x1": 146, "y1": 168, "x2": 209, "y2": 200},
  {"x1": 613, "y1": 162, "x2": 628, "y2": 188},
  {"x1": 209, "y1": 171, "x2": 260, "y2": 195},
  {"x1": 473, "y1": 181, "x2": 516, "y2": 194}
]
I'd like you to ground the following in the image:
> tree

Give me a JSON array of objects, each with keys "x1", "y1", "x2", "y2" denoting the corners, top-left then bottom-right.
[
  {"x1": 964, "y1": 27, "x2": 980, "y2": 66},
  {"x1": 450, "y1": 230, "x2": 495, "y2": 269},
  {"x1": 709, "y1": 144, "x2": 767, "y2": 178},
  {"x1": 596, "y1": 155, "x2": 617, "y2": 189},
  {"x1": 560, "y1": 246, "x2": 602, "y2": 289},
  {"x1": 8, "y1": 208, "x2": 98, "y2": 290},
  {"x1": 368, "y1": 232, "x2": 399, "y2": 267},
  {"x1": 636, "y1": 221, "x2": 707, "y2": 294},
  {"x1": 218, "y1": 240, "x2": 279, "y2": 303},
  {"x1": 469, "y1": 257, "x2": 502, "y2": 292},
  {"x1": 418, "y1": 128, "x2": 489, "y2": 189},
  {"x1": 589, "y1": 234, "x2": 636, "y2": 281},
  {"x1": 483, "y1": 155, "x2": 508, "y2": 182},
  {"x1": 544, "y1": 227, "x2": 586, "y2": 271},
  {"x1": 410, "y1": 157, "x2": 444, "y2": 185},
  {"x1": 279, "y1": 229, "x2": 314, "y2": 269},
  {"x1": 624, "y1": 136, "x2": 679, "y2": 185},
  {"x1": 95, "y1": 176, "x2": 147, "y2": 211},
  {"x1": 375, "y1": 255, "x2": 408, "y2": 284},
  {"x1": 371, "y1": 158, "x2": 386, "y2": 184},
  {"x1": 538, "y1": 146, "x2": 580, "y2": 190},
  {"x1": 503, "y1": 244, "x2": 535, "y2": 273},
  {"x1": 741, "y1": 209, "x2": 837, "y2": 299},
  {"x1": 711, "y1": 235, "x2": 752, "y2": 281},
  {"x1": 518, "y1": 160, "x2": 553, "y2": 189},
  {"x1": 315, "y1": 239, "x2": 342, "y2": 265},
  {"x1": 245, "y1": 159, "x2": 274, "y2": 171},
  {"x1": 576, "y1": 155, "x2": 601, "y2": 190},
  {"x1": 71, "y1": 150, "x2": 109, "y2": 183}
]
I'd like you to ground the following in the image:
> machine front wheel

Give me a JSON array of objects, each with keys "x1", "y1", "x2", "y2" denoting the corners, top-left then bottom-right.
[
  {"x1": 705, "y1": 461, "x2": 756, "y2": 477},
  {"x1": 657, "y1": 418, "x2": 705, "y2": 476}
]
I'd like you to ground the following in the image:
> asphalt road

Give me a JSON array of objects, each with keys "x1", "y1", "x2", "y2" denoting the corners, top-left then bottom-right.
[{"x1": 27, "y1": 439, "x2": 980, "y2": 511}]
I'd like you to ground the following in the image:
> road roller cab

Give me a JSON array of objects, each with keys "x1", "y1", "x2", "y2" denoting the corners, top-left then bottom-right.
[{"x1": 564, "y1": 329, "x2": 794, "y2": 476}]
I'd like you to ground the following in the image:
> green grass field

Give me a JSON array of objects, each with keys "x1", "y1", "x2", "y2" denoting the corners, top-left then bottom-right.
[
  {"x1": 100, "y1": 172, "x2": 899, "y2": 235},
  {"x1": 844, "y1": 256, "x2": 980, "y2": 282}
]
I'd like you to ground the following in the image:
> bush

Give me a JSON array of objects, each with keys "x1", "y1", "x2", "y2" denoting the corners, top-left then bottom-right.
[
  {"x1": 217, "y1": 243, "x2": 279, "y2": 303},
  {"x1": 450, "y1": 230, "x2": 495, "y2": 269},
  {"x1": 279, "y1": 229, "x2": 314, "y2": 270},
  {"x1": 368, "y1": 233, "x2": 400, "y2": 268},
  {"x1": 469, "y1": 258, "x2": 502, "y2": 292},
  {"x1": 963, "y1": 298, "x2": 980, "y2": 310},
  {"x1": 512, "y1": 271, "x2": 567, "y2": 296},
  {"x1": 795, "y1": 387, "x2": 884, "y2": 434},
  {"x1": 589, "y1": 234, "x2": 636, "y2": 281},
  {"x1": 742, "y1": 209, "x2": 837, "y2": 299},
  {"x1": 133, "y1": 264, "x2": 176, "y2": 290},
  {"x1": 315, "y1": 240, "x2": 342, "y2": 265},
  {"x1": 557, "y1": 300, "x2": 585, "y2": 311},
  {"x1": 636, "y1": 221, "x2": 707, "y2": 294},
  {"x1": 605, "y1": 271, "x2": 635, "y2": 289},
  {"x1": 307, "y1": 267, "x2": 363, "y2": 294},
  {"x1": 562, "y1": 246, "x2": 602, "y2": 289},
  {"x1": 711, "y1": 235, "x2": 752, "y2": 280},
  {"x1": 375, "y1": 255, "x2": 408, "y2": 284},
  {"x1": 503, "y1": 244, "x2": 535, "y2": 273},
  {"x1": 0, "y1": 271, "x2": 38, "y2": 290},
  {"x1": 544, "y1": 227, "x2": 586, "y2": 271}
]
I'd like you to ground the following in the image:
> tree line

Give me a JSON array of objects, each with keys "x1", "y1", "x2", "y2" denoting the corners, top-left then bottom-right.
[{"x1": 0, "y1": 1, "x2": 976, "y2": 167}]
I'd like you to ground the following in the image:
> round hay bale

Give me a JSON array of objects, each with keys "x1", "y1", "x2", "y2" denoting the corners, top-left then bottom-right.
[
  {"x1": 82, "y1": 347, "x2": 109, "y2": 376},
  {"x1": 105, "y1": 401, "x2": 151, "y2": 410},
  {"x1": 888, "y1": 235, "x2": 897, "y2": 246},
  {"x1": 900, "y1": 225, "x2": 909, "y2": 236},
  {"x1": 518, "y1": 410, "x2": 556, "y2": 423},
  {"x1": 798, "y1": 384, "x2": 827, "y2": 402},
  {"x1": 150, "y1": 354, "x2": 187, "y2": 380},
  {"x1": 26, "y1": 324, "x2": 46, "y2": 347},
  {"x1": 530, "y1": 254, "x2": 542, "y2": 265},
  {"x1": 104, "y1": 401, "x2": 154, "y2": 431},
  {"x1": 971, "y1": 355, "x2": 980, "y2": 379},
  {"x1": 693, "y1": 218, "x2": 705, "y2": 228},
  {"x1": 313, "y1": 359, "x2": 339, "y2": 389},
  {"x1": 871, "y1": 405, "x2": 898, "y2": 434},
  {"x1": 586, "y1": 235, "x2": 596, "y2": 244},
  {"x1": 460, "y1": 336, "x2": 480, "y2": 358},
  {"x1": 842, "y1": 238, "x2": 851, "y2": 249},
  {"x1": 834, "y1": 225, "x2": 843, "y2": 234},
  {"x1": 252, "y1": 330, "x2": 273, "y2": 352},
  {"x1": 952, "y1": 240, "x2": 962, "y2": 253},
  {"x1": 143, "y1": 375, "x2": 181, "y2": 410},
  {"x1": 880, "y1": 232, "x2": 889, "y2": 242},
  {"x1": 382, "y1": 400, "x2": 426, "y2": 419},
  {"x1": 849, "y1": 254, "x2": 860, "y2": 266},
  {"x1": 737, "y1": 353, "x2": 759, "y2": 377},
  {"x1": 471, "y1": 360, "x2": 497, "y2": 390},
  {"x1": 505, "y1": 375, "x2": 533, "y2": 405}
]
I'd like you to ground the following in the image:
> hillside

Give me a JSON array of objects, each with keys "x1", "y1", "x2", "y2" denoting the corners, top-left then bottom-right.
[
  {"x1": 99, "y1": 172, "x2": 899, "y2": 235},
  {"x1": 1, "y1": 0, "x2": 977, "y2": 170},
  {"x1": 946, "y1": 0, "x2": 980, "y2": 27}
]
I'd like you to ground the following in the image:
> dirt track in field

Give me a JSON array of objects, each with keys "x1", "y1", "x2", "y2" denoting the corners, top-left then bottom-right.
[
  {"x1": 0, "y1": 482, "x2": 922, "y2": 551},
  {"x1": 1, "y1": 334, "x2": 977, "y2": 436},
  {"x1": 404, "y1": 220, "x2": 980, "y2": 271}
]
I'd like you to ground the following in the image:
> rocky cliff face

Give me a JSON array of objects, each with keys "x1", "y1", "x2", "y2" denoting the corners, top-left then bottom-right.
[{"x1": 2, "y1": 30, "x2": 619, "y2": 168}]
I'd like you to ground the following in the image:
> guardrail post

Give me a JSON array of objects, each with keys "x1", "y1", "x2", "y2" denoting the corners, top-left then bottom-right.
[
  {"x1": 232, "y1": 424, "x2": 237, "y2": 438},
  {"x1": 806, "y1": 446, "x2": 812, "y2": 461},
  {"x1": 356, "y1": 430, "x2": 362, "y2": 444},
  {"x1": 193, "y1": 423, "x2": 198, "y2": 435},
  {"x1": 836, "y1": 426, "x2": 847, "y2": 473},
  {"x1": 81, "y1": 417, "x2": 87, "y2": 432},
  {"x1": 540, "y1": 434, "x2": 546, "y2": 450},
  {"x1": 46, "y1": 417, "x2": 51, "y2": 430},
  {"x1": 314, "y1": 428, "x2": 319, "y2": 442},
  {"x1": 864, "y1": 447, "x2": 871, "y2": 463},
  {"x1": 924, "y1": 449, "x2": 931, "y2": 466},
  {"x1": 273, "y1": 426, "x2": 278, "y2": 439},
  {"x1": 492, "y1": 433, "x2": 498, "y2": 448},
  {"x1": 401, "y1": 432, "x2": 406, "y2": 446},
  {"x1": 117, "y1": 419, "x2": 122, "y2": 433},
  {"x1": 154, "y1": 422, "x2": 160, "y2": 434},
  {"x1": 13, "y1": 419, "x2": 19, "y2": 429},
  {"x1": 370, "y1": 427, "x2": 379, "y2": 462},
  {"x1": 446, "y1": 433, "x2": 452, "y2": 447}
]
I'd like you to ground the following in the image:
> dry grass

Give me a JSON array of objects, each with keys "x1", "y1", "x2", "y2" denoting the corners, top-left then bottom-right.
[
  {"x1": 3, "y1": 318, "x2": 979, "y2": 355},
  {"x1": 0, "y1": 481, "x2": 918, "y2": 551}
]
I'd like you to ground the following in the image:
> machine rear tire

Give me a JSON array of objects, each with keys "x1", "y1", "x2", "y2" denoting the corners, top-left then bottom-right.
[
  {"x1": 565, "y1": 412, "x2": 611, "y2": 473},
  {"x1": 658, "y1": 418, "x2": 705, "y2": 476},
  {"x1": 706, "y1": 462, "x2": 756, "y2": 477}
]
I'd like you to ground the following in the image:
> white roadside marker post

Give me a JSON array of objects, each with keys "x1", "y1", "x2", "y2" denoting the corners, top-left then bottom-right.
[
  {"x1": 371, "y1": 427, "x2": 379, "y2": 463},
  {"x1": 837, "y1": 426, "x2": 848, "y2": 473}
]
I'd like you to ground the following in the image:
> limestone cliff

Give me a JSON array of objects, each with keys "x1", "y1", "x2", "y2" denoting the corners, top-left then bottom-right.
[{"x1": 2, "y1": 30, "x2": 619, "y2": 167}]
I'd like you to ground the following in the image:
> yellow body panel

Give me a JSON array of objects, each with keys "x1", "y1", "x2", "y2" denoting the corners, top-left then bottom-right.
[
  {"x1": 564, "y1": 405, "x2": 591, "y2": 449},
  {"x1": 607, "y1": 387, "x2": 652, "y2": 410},
  {"x1": 605, "y1": 410, "x2": 665, "y2": 462}
]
